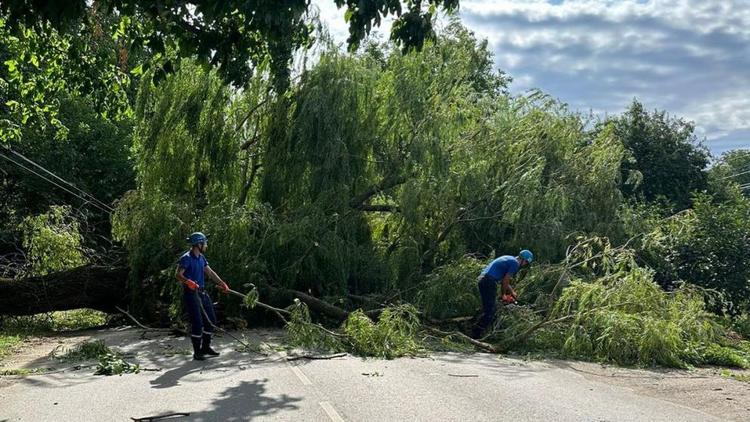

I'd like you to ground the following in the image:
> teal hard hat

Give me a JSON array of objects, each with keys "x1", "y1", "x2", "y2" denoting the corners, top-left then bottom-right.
[
  {"x1": 519, "y1": 249, "x2": 534, "y2": 264},
  {"x1": 187, "y1": 232, "x2": 208, "y2": 245}
]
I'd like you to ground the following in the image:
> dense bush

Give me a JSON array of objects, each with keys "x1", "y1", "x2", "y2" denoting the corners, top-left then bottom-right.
[{"x1": 639, "y1": 193, "x2": 750, "y2": 313}]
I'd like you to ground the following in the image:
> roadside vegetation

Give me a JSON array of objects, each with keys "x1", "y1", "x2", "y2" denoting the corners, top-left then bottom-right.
[{"x1": 1, "y1": 3, "x2": 749, "y2": 370}]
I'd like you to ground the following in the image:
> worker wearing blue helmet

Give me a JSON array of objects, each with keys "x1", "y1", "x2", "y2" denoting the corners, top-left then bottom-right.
[
  {"x1": 471, "y1": 249, "x2": 534, "y2": 339},
  {"x1": 175, "y1": 232, "x2": 231, "y2": 361}
]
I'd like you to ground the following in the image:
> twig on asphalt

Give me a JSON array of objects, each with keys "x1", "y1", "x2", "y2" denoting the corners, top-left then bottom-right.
[
  {"x1": 115, "y1": 306, "x2": 172, "y2": 333},
  {"x1": 424, "y1": 326, "x2": 499, "y2": 353},
  {"x1": 130, "y1": 412, "x2": 190, "y2": 422},
  {"x1": 285, "y1": 352, "x2": 348, "y2": 361}
]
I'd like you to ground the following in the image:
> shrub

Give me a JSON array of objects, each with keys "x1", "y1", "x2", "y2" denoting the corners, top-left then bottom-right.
[{"x1": 417, "y1": 256, "x2": 483, "y2": 320}]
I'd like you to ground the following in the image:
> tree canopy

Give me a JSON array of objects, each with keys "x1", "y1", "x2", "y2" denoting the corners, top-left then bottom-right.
[
  {"x1": 1, "y1": 0, "x2": 459, "y2": 88},
  {"x1": 3, "y1": 10, "x2": 750, "y2": 370},
  {"x1": 608, "y1": 100, "x2": 710, "y2": 210}
]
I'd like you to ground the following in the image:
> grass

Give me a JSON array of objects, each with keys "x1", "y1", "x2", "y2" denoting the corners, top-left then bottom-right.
[
  {"x1": 0, "y1": 309, "x2": 108, "y2": 363},
  {"x1": 0, "y1": 334, "x2": 22, "y2": 362},
  {"x1": 50, "y1": 309, "x2": 107, "y2": 331},
  {"x1": 721, "y1": 369, "x2": 750, "y2": 383},
  {"x1": 0, "y1": 367, "x2": 47, "y2": 376},
  {"x1": 1, "y1": 309, "x2": 108, "y2": 336}
]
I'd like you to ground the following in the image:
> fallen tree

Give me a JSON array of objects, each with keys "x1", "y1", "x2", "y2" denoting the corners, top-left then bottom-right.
[
  {"x1": 0, "y1": 265, "x2": 376, "y2": 321},
  {"x1": 0, "y1": 265, "x2": 127, "y2": 315}
]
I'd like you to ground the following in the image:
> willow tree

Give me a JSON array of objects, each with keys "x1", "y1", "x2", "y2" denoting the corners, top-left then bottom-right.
[
  {"x1": 112, "y1": 60, "x2": 238, "y2": 314},
  {"x1": 255, "y1": 52, "x2": 382, "y2": 294}
]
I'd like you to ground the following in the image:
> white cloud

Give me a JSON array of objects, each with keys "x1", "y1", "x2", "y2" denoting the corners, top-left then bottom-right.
[{"x1": 314, "y1": 0, "x2": 750, "y2": 154}]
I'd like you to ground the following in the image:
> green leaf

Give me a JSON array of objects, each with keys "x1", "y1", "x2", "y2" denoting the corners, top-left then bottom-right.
[{"x1": 4, "y1": 60, "x2": 17, "y2": 72}]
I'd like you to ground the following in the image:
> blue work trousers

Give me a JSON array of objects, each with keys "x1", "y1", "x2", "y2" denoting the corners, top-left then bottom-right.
[
  {"x1": 184, "y1": 288, "x2": 217, "y2": 339},
  {"x1": 473, "y1": 276, "x2": 498, "y2": 338}
]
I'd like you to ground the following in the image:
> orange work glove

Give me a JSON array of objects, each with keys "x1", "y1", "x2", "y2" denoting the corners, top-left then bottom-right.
[
  {"x1": 185, "y1": 279, "x2": 199, "y2": 291},
  {"x1": 219, "y1": 281, "x2": 230, "y2": 293}
]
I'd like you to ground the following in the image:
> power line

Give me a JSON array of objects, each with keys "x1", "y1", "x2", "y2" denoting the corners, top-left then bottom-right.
[
  {"x1": 0, "y1": 151, "x2": 112, "y2": 214},
  {"x1": 720, "y1": 168, "x2": 750, "y2": 181},
  {"x1": 4, "y1": 147, "x2": 114, "y2": 212}
]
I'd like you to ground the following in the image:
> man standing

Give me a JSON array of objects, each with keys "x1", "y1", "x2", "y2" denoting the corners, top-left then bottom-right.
[
  {"x1": 471, "y1": 250, "x2": 534, "y2": 339},
  {"x1": 175, "y1": 232, "x2": 231, "y2": 361}
]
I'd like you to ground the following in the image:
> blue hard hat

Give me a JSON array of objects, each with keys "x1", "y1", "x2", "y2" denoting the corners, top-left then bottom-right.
[
  {"x1": 519, "y1": 249, "x2": 534, "y2": 264},
  {"x1": 187, "y1": 232, "x2": 208, "y2": 245}
]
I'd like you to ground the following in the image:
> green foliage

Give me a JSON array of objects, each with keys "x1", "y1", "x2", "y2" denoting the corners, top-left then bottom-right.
[
  {"x1": 285, "y1": 300, "x2": 343, "y2": 352},
  {"x1": 57, "y1": 340, "x2": 111, "y2": 361},
  {"x1": 721, "y1": 369, "x2": 750, "y2": 383},
  {"x1": 343, "y1": 305, "x2": 422, "y2": 359},
  {"x1": 731, "y1": 314, "x2": 750, "y2": 340},
  {"x1": 0, "y1": 96, "x2": 133, "y2": 245},
  {"x1": 286, "y1": 301, "x2": 421, "y2": 359},
  {"x1": 607, "y1": 100, "x2": 709, "y2": 210},
  {"x1": 95, "y1": 352, "x2": 140, "y2": 376},
  {"x1": 338, "y1": 0, "x2": 459, "y2": 52},
  {"x1": 0, "y1": 309, "x2": 106, "y2": 337},
  {"x1": 417, "y1": 256, "x2": 483, "y2": 320},
  {"x1": 640, "y1": 193, "x2": 750, "y2": 312},
  {"x1": 710, "y1": 149, "x2": 750, "y2": 199},
  {"x1": 699, "y1": 344, "x2": 749, "y2": 369},
  {"x1": 242, "y1": 288, "x2": 260, "y2": 309},
  {"x1": 0, "y1": 12, "x2": 133, "y2": 145},
  {"x1": 0, "y1": 367, "x2": 46, "y2": 376},
  {"x1": 543, "y1": 251, "x2": 721, "y2": 368},
  {"x1": 113, "y1": 23, "x2": 631, "y2": 323},
  {"x1": 51, "y1": 340, "x2": 139, "y2": 375},
  {"x1": 0, "y1": 333, "x2": 21, "y2": 361},
  {"x1": 49, "y1": 310, "x2": 107, "y2": 331},
  {"x1": 132, "y1": 60, "x2": 237, "y2": 203},
  {"x1": 19, "y1": 206, "x2": 87, "y2": 276},
  {"x1": 2, "y1": 1, "x2": 454, "y2": 89}
]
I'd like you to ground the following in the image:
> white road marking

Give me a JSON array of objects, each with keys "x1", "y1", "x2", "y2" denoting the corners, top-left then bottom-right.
[
  {"x1": 319, "y1": 401, "x2": 345, "y2": 422},
  {"x1": 290, "y1": 364, "x2": 312, "y2": 385}
]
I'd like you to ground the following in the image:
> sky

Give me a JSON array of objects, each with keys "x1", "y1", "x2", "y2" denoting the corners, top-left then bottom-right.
[{"x1": 314, "y1": 0, "x2": 750, "y2": 157}]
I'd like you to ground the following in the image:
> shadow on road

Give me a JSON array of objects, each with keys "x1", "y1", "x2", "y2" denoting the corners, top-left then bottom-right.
[
  {"x1": 183, "y1": 379, "x2": 302, "y2": 421},
  {"x1": 149, "y1": 360, "x2": 206, "y2": 389}
]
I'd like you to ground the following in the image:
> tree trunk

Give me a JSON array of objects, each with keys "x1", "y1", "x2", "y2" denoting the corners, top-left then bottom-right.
[{"x1": 0, "y1": 265, "x2": 127, "y2": 316}]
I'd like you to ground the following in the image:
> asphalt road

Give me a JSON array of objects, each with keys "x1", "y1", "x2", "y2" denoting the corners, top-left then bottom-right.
[{"x1": 0, "y1": 329, "x2": 729, "y2": 421}]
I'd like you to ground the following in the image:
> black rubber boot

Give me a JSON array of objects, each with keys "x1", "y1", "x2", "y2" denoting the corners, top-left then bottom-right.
[
  {"x1": 191, "y1": 337, "x2": 205, "y2": 361},
  {"x1": 201, "y1": 333, "x2": 220, "y2": 357}
]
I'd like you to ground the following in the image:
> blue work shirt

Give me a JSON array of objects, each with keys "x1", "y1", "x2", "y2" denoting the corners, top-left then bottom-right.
[
  {"x1": 480, "y1": 255, "x2": 519, "y2": 282},
  {"x1": 178, "y1": 250, "x2": 209, "y2": 288}
]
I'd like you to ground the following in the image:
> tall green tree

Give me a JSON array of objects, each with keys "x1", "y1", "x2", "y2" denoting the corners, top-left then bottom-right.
[
  {"x1": 641, "y1": 193, "x2": 750, "y2": 313},
  {"x1": 2, "y1": 0, "x2": 459, "y2": 90},
  {"x1": 0, "y1": 10, "x2": 137, "y2": 145},
  {"x1": 609, "y1": 100, "x2": 709, "y2": 210}
]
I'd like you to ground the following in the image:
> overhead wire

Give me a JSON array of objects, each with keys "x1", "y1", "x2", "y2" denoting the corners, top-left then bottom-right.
[
  {"x1": 0, "y1": 151, "x2": 112, "y2": 214},
  {"x1": 3, "y1": 146, "x2": 114, "y2": 212},
  {"x1": 720, "y1": 168, "x2": 750, "y2": 180}
]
